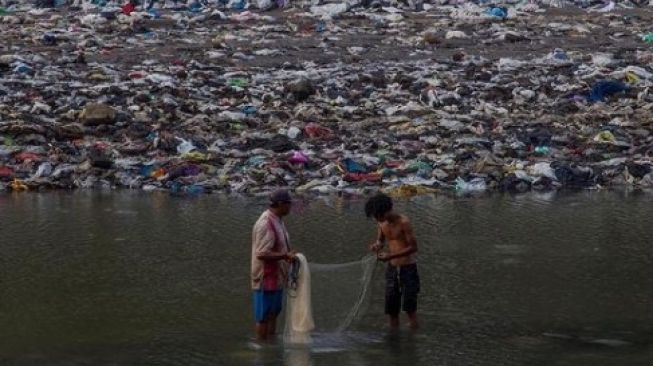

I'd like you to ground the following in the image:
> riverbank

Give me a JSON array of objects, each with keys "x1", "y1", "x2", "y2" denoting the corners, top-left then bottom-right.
[{"x1": 1, "y1": 2, "x2": 653, "y2": 195}]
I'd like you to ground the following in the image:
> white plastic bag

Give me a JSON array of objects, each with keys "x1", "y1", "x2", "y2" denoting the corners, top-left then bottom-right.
[
  {"x1": 175, "y1": 137, "x2": 196, "y2": 154},
  {"x1": 32, "y1": 162, "x2": 53, "y2": 178},
  {"x1": 310, "y1": 3, "x2": 348, "y2": 20},
  {"x1": 455, "y1": 177, "x2": 487, "y2": 192},
  {"x1": 529, "y1": 162, "x2": 557, "y2": 180}
]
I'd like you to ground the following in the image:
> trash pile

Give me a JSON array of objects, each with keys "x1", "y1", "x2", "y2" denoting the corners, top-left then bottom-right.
[{"x1": 1, "y1": 1, "x2": 653, "y2": 195}]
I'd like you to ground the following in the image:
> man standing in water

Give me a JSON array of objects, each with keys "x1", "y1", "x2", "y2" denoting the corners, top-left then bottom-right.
[
  {"x1": 366, "y1": 193, "x2": 420, "y2": 329},
  {"x1": 251, "y1": 189, "x2": 296, "y2": 341}
]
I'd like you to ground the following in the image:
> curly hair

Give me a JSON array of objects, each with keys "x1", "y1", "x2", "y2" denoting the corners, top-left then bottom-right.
[{"x1": 365, "y1": 193, "x2": 393, "y2": 219}]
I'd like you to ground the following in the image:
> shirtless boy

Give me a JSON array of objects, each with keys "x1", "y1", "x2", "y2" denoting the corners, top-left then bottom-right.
[{"x1": 365, "y1": 193, "x2": 420, "y2": 329}]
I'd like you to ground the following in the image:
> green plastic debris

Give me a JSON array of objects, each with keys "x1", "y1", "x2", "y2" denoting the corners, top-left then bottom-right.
[
  {"x1": 375, "y1": 150, "x2": 391, "y2": 164},
  {"x1": 534, "y1": 146, "x2": 550, "y2": 155},
  {"x1": 380, "y1": 168, "x2": 396, "y2": 177},
  {"x1": 1, "y1": 136, "x2": 14, "y2": 146},
  {"x1": 227, "y1": 78, "x2": 247, "y2": 88},
  {"x1": 642, "y1": 33, "x2": 653, "y2": 43},
  {"x1": 407, "y1": 160, "x2": 432, "y2": 172}
]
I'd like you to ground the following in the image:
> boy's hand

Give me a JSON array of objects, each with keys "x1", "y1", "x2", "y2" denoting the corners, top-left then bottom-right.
[
  {"x1": 377, "y1": 252, "x2": 391, "y2": 262},
  {"x1": 370, "y1": 242, "x2": 382, "y2": 252}
]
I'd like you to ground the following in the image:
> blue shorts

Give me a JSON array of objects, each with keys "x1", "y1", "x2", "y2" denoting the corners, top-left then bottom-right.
[{"x1": 253, "y1": 289, "x2": 283, "y2": 323}]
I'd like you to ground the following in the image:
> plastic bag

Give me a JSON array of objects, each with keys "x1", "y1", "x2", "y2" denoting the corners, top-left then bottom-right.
[
  {"x1": 32, "y1": 162, "x2": 53, "y2": 179},
  {"x1": 528, "y1": 162, "x2": 557, "y2": 180},
  {"x1": 175, "y1": 137, "x2": 196, "y2": 154},
  {"x1": 288, "y1": 151, "x2": 309, "y2": 165},
  {"x1": 310, "y1": 3, "x2": 348, "y2": 20},
  {"x1": 455, "y1": 177, "x2": 487, "y2": 193},
  {"x1": 588, "y1": 80, "x2": 628, "y2": 103}
]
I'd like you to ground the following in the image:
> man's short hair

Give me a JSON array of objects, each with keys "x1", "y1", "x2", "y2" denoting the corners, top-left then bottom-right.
[{"x1": 270, "y1": 189, "x2": 292, "y2": 207}]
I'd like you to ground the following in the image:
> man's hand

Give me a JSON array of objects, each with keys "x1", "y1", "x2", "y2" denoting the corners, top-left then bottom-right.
[
  {"x1": 377, "y1": 252, "x2": 391, "y2": 262},
  {"x1": 285, "y1": 250, "x2": 298, "y2": 262},
  {"x1": 370, "y1": 241, "x2": 383, "y2": 252}
]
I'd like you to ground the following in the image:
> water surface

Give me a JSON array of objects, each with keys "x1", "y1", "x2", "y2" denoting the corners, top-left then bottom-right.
[{"x1": 1, "y1": 191, "x2": 652, "y2": 365}]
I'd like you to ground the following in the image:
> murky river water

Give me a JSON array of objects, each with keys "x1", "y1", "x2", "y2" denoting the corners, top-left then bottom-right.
[{"x1": 1, "y1": 191, "x2": 652, "y2": 366}]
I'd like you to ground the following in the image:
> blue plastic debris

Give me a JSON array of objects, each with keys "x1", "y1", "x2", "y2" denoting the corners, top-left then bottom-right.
[
  {"x1": 588, "y1": 80, "x2": 629, "y2": 103},
  {"x1": 486, "y1": 6, "x2": 507, "y2": 19},
  {"x1": 241, "y1": 105, "x2": 257, "y2": 115},
  {"x1": 189, "y1": 1, "x2": 203, "y2": 12},
  {"x1": 13, "y1": 63, "x2": 33, "y2": 74},
  {"x1": 341, "y1": 158, "x2": 367, "y2": 173}
]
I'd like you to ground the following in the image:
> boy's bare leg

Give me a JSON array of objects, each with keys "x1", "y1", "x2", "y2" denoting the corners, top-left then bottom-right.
[
  {"x1": 389, "y1": 315, "x2": 400, "y2": 329},
  {"x1": 267, "y1": 315, "x2": 277, "y2": 337},
  {"x1": 407, "y1": 312, "x2": 419, "y2": 329}
]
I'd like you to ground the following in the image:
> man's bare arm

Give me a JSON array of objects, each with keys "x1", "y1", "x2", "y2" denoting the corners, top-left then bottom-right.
[{"x1": 257, "y1": 251, "x2": 294, "y2": 261}]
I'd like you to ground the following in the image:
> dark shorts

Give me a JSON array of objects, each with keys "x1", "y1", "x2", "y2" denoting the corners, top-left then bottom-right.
[
  {"x1": 385, "y1": 263, "x2": 420, "y2": 316},
  {"x1": 253, "y1": 289, "x2": 283, "y2": 323}
]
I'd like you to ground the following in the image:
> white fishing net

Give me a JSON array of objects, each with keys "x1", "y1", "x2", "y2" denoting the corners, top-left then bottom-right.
[
  {"x1": 283, "y1": 254, "x2": 315, "y2": 345},
  {"x1": 284, "y1": 255, "x2": 378, "y2": 346}
]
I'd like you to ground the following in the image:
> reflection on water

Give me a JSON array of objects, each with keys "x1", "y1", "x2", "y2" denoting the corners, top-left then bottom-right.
[
  {"x1": 284, "y1": 347, "x2": 312, "y2": 366},
  {"x1": 1, "y1": 191, "x2": 653, "y2": 366}
]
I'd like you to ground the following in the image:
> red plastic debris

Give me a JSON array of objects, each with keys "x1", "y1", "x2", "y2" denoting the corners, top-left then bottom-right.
[
  {"x1": 304, "y1": 122, "x2": 332, "y2": 139},
  {"x1": 122, "y1": 2, "x2": 135, "y2": 15},
  {"x1": 0, "y1": 166, "x2": 14, "y2": 178},
  {"x1": 343, "y1": 172, "x2": 382, "y2": 183},
  {"x1": 14, "y1": 152, "x2": 41, "y2": 163}
]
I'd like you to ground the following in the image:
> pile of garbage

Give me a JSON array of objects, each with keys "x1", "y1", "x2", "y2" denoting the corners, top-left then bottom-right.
[
  {"x1": 1, "y1": 0, "x2": 652, "y2": 12},
  {"x1": 1, "y1": 1, "x2": 653, "y2": 195}
]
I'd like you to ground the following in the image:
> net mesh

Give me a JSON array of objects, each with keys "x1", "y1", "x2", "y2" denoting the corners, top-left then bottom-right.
[{"x1": 283, "y1": 254, "x2": 378, "y2": 345}]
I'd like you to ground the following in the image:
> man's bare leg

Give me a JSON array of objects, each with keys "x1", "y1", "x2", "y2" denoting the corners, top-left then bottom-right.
[
  {"x1": 256, "y1": 322, "x2": 268, "y2": 341},
  {"x1": 407, "y1": 312, "x2": 419, "y2": 330},
  {"x1": 389, "y1": 315, "x2": 400, "y2": 329}
]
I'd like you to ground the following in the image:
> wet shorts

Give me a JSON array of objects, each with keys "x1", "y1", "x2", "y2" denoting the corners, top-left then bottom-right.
[
  {"x1": 253, "y1": 289, "x2": 283, "y2": 323},
  {"x1": 385, "y1": 263, "x2": 420, "y2": 316}
]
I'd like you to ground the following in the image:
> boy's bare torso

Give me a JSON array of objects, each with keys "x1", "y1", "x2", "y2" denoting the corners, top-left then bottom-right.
[{"x1": 379, "y1": 214, "x2": 417, "y2": 267}]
